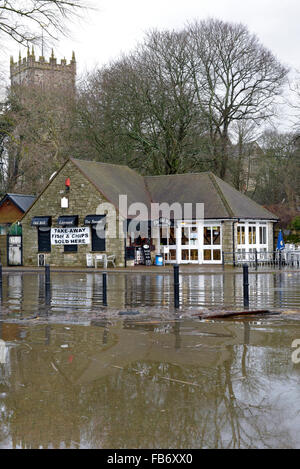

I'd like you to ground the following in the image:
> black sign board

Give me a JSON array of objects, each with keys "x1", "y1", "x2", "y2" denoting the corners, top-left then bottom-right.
[
  {"x1": 57, "y1": 215, "x2": 78, "y2": 227},
  {"x1": 31, "y1": 216, "x2": 52, "y2": 227},
  {"x1": 142, "y1": 244, "x2": 152, "y2": 266},
  {"x1": 84, "y1": 215, "x2": 106, "y2": 225}
]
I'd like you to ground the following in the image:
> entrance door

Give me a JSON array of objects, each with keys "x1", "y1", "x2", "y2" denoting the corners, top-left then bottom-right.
[
  {"x1": 180, "y1": 225, "x2": 199, "y2": 263},
  {"x1": 8, "y1": 235, "x2": 22, "y2": 266},
  {"x1": 202, "y1": 225, "x2": 222, "y2": 263}
]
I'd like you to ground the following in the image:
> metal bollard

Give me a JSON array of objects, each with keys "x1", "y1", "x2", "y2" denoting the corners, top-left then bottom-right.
[
  {"x1": 255, "y1": 249, "x2": 258, "y2": 270},
  {"x1": 44, "y1": 264, "x2": 51, "y2": 305},
  {"x1": 243, "y1": 264, "x2": 249, "y2": 308},
  {"x1": 279, "y1": 250, "x2": 282, "y2": 270},
  {"x1": 174, "y1": 264, "x2": 180, "y2": 309},
  {"x1": 0, "y1": 264, "x2": 2, "y2": 298},
  {"x1": 45, "y1": 264, "x2": 51, "y2": 286},
  {"x1": 103, "y1": 272, "x2": 107, "y2": 306}
]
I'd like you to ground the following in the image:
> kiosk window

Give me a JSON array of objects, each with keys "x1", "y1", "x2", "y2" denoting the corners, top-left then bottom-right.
[
  {"x1": 91, "y1": 225, "x2": 106, "y2": 252},
  {"x1": 38, "y1": 227, "x2": 51, "y2": 252}
]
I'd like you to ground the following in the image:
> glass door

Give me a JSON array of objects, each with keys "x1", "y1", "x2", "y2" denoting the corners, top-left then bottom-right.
[
  {"x1": 180, "y1": 225, "x2": 199, "y2": 263},
  {"x1": 202, "y1": 225, "x2": 222, "y2": 263},
  {"x1": 161, "y1": 226, "x2": 177, "y2": 263}
]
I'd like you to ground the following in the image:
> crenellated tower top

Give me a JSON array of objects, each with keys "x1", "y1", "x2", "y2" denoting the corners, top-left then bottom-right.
[{"x1": 10, "y1": 49, "x2": 76, "y2": 91}]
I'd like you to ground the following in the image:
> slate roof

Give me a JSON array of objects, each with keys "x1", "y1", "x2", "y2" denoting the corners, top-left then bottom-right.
[
  {"x1": 72, "y1": 158, "x2": 152, "y2": 216},
  {"x1": 145, "y1": 172, "x2": 278, "y2": 220},
  {"x1": 71, "y1": 158, "x2": 277, "y2": 220},
  {"x1": 0, "y1": 193, "x2": 36, "y2": 213}
]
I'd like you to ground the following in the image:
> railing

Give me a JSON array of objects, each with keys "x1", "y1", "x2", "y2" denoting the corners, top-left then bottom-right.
[{"x1": 222, "y1": 249, "x2": 300, "y2": 269}]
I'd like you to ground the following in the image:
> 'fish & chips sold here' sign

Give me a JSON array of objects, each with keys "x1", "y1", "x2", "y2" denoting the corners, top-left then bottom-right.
[{"x1": 51, "y1": 227, "x2": 90, "y2": 245}]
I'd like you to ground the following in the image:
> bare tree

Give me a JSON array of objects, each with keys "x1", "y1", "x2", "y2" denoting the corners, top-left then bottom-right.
[
  {"x1": 187, "y1": 19, "x2": 288, "y2": 178},
  {"x1": 253, "y1": 129, "x2": 300, "y2": 208},
  {"x1": 0, "y1": 0, "x2": 87, "y2": 46},
  {"x1": 77, "y1": 30, "x2": 206, "y2": 174}
]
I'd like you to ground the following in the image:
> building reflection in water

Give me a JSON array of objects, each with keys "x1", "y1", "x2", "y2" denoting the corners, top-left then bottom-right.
[{"x1": 0, "y1": 271, "x2": 298, "y2": 319}]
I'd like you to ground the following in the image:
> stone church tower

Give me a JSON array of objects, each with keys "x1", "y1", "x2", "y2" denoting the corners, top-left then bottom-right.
[{"x1": 10, "y1": 48, "x2": 76, "y2": 92}]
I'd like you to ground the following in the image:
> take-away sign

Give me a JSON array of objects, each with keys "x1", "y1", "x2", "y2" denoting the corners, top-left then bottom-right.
[{"x1": 51, "y1": 227, "x2": 90, "y2": 245}]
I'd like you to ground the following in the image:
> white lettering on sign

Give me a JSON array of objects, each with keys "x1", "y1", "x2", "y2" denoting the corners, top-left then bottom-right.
[{"x1": 51, "y1": 227, "x2": 91, "y2": 245}]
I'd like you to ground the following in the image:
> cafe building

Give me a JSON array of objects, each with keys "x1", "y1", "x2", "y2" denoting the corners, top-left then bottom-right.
[{"x1": 21, "y1": 158, "x2": 278, "y2": 267}]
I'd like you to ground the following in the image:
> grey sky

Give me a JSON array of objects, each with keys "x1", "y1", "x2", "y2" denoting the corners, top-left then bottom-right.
[
  {"x1": 2, "y1": 0, "x2": 299, "y2": 129},
  {"x1": 6, "y1": 0, "x2": 300, "y2": 76}
]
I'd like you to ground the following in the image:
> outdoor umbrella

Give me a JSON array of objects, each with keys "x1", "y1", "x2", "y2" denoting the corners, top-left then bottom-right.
[{"x1": 276, "y1": 229, "x2": 285, "y2": 250}]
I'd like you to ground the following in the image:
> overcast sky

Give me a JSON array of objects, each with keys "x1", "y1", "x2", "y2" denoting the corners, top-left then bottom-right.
[
  {"x1": 6, "y1": 0, "x2": 300, "y2": 77},
  {"x1": 2, "y1": 0, "x2": 299, "y2": 128}
]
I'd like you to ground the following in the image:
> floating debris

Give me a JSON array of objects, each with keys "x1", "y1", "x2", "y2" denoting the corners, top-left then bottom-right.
[
  {"x1": 194, "y1": 310, "x2": 280, "y2": 320},
  {"x1": 118, "y1": 311, "x2": 140, "y2": 316}
]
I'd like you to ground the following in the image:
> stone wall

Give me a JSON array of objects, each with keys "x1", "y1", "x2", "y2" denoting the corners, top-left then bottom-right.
[
  {"x1": 0, "y1": 235, "x2": 7, "y2": 266},
  {"x1": 222, "y1": 221, "x2": 234, "y2": 262},
  {"x1": 268, "y1": 222, "x2": 274, "y2": 251},
  {"x1": 21, "y1": 160, "x2": 125, "y2": 267}
]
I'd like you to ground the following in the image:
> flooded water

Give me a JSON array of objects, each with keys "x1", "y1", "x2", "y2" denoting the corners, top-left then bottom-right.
[
  {"x1": 1, "y1": 317, "x2": 300, "y2": 449},
  {"x1": 0, "y1": 271, "x2": 299, "y2": 448},
  {"x1": 0, "y1": 270, "x2": 299, "y2": 318}
]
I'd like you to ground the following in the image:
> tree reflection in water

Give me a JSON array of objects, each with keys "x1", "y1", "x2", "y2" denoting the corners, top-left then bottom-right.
[{"x1": 0, "y1": 319, "x2": 299, "y2": 449}]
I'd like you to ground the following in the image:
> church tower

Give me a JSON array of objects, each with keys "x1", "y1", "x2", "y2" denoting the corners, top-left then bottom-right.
[{"x1": 10, "y1": 48, "x2": 76, "y2": 92}]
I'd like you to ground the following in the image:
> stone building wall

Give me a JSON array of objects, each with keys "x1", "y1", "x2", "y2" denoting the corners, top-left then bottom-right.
[
  {"x1": 21, "y1": 160, "x2": 125, "y2": 267},
  {"x1": 10, "y1": 51, "x2": 76, "y2": 92},
  {"x1": 0, "y1": 235, "x2": 7, "y2": 266},
  {"x1": 222, "y1": 221, "x2": 234, "y2": 261},
  {"x1": 268, "y1": 223, "x2": 274, "y2": 252}
]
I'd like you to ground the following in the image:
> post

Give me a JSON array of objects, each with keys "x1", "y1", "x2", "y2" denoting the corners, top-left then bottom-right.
[
  {"x1": 255, "y1": 249, "x2": 258, "y2": 270},
  {"x1": 103, "y1": 272, "x2": 107, "y2": 306},
  {"x1": 45, "y1": 264, "x2": 50, "y2": 287},
  {"x1": 279, "y1": 250, "x2": 282, "y2": 270},
  {"x1": 174, "y1": 264, "x2": 179, "y2": 309},
  {"x1": 243, "y1": 264, "x2": 249, "y2": 308},
  {"x1": 45, "y1": 264, "x2": 51, "y2": 305},
  {"x1": 222, "y1": 251, "x2": 225, "y2": 268},
  {"x1": 0, "y1": 264, "x2": 2, "y2": 299}
]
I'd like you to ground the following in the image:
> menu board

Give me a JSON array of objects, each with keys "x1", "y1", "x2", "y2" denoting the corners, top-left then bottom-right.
[{"x1": 142, "y1": 244, "x2": 152, "y2": 266}]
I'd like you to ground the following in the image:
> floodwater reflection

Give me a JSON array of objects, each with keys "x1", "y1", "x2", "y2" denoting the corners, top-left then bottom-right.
[
  {"x1": 0, "y1": 319, "x2": 300, "y2": 448},
  {"x1": 0, "y1": 271, "x2": 299, "y2": 318}
]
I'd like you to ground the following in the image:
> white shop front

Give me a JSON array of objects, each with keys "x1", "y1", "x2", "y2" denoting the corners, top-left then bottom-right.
[{"x1": 157, "y1": 220, "x2": 223, "y2": 265}]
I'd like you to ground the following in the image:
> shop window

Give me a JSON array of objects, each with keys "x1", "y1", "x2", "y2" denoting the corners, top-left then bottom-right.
[
  {"x1": 38, "y1": 227, "x2": 51, "y2": 252},
  {"x1": 212, "y1": 227, "x2": 220, "y2": 245},
  {"x1": 248, "y1": 226, "x2": 256, "y2": 244},
  {"x1": 91, "y1": 225, "x2": 106, "y2": 252},
  {"x1": 237, "y1": 226, "x2": 245, "y2": 244},
  {"x1": 169, "y1": 227, "x2": 176, "y2": 245},
  {"x1": 204, "y1": 249, "x2": 212, "y2": 261},
  {"x1": 169, "y1": 249, "x2": 176, "y2": 260},
  {"x1": 181, "y1": 228, "x2": 189, "y2": 245},
  {"x1": 204, "y1": 226, "x2": 221, "y2": 246},
  {"x1": 259, "y1": 226, "x2": 267, "y2": 244},
  {"x1": 204, "y1": 227, "x2": 211, "y2": 245},
  {"x1": 190, "y1": 249, "x2": 198, "y2": 261},
  {"x1": 190, "y1": 227, "x2": 198, "y2": 246},
  {"x1": 181, "y1": 249, "x2": 189, "y2": 261},
  {"x1": 213, "y1": 250, "x2": 221, "y2": 261}
]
